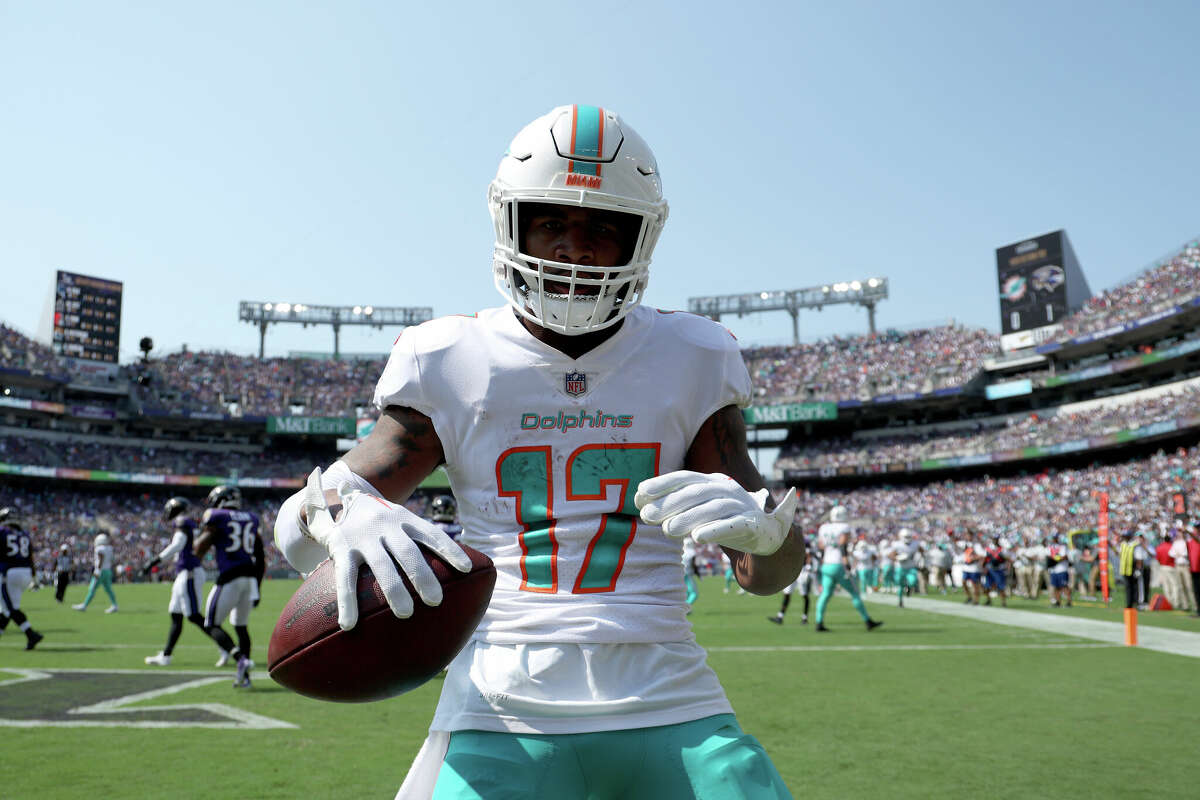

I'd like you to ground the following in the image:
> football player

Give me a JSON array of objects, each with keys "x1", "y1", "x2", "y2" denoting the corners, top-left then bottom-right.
[
  {"x1": 768, "y1": 537, "x2": 820, "y2": 624},
  {"x1": 427, "y1": 495, "x2": 462, "y2": 540},
  {"x1": 0, "y1": 508, "x2": 45, "y2": 650},
  {"x1": 852, "y1": 531, "x2": 879, "y2": 594},
  {"x1": 274, "y1": 105, "x2": 803, "y2": 798},
  {"x1": 812, "y1": 509, "x2": 880, "y2": 633},
  {"x1": 194, "y1": 486, "x2": 265, "y2": 687},
  {"x1": 143, "y1": 497, "x2": 227, "y2": 666},
  {"x1": 721, "y1": 550, "x2": 738, "y2": 594},
  {"x1": 73, "y1": 532, "x2": 119, "y2": 613},
  {"x1": 891, "y1": 528, "x2": 922, "y2": 608},
  {"x1": 878, "y1": 535, "x2": 897, "y2": 594},
  {"x1": 681, "y1": 531, "x2": 700, "y2": 610}
]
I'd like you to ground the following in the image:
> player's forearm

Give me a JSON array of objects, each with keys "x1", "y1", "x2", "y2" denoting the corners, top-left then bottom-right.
[
  {"x1": 157, "y1": 532, "x2": 186, "y2": 563},
  {"x1": 341, "y1": 406, "x2": 444, "y2": 503},
  {"x1": 728, "y1": 529, "x2": 805, "y2": 595}
]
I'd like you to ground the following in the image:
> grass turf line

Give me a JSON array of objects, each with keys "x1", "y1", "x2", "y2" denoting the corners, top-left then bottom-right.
[{"x1": 0, "y1": 575, "x2": 1195, "y2": 798}]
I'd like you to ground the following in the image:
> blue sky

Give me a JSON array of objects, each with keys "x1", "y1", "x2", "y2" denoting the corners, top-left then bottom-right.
[{"x1": 3, "y1": 1, "x2": 1198, "y2": 359}]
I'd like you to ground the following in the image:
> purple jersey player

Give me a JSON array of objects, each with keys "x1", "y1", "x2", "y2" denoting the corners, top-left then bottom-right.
[
  {"x1": 194, "y1": 486, "x2": 265, "y2": 688},
  {"x1": 144, "y1": 497, "x2": 225, "y2": 667},
  {"x1": 0, "y1": 507, "x2": 44, "y2": 650}
]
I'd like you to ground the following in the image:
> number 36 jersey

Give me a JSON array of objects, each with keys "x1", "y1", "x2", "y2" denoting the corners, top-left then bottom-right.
[
  {"x1": 374, "y1": 304, "x2": 751, "y2": 646},
  {"x1": 200, "y1": 508, "x2": 263, "y2": 584}
]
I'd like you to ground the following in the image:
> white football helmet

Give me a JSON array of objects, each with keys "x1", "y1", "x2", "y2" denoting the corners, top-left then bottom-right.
[
  {"x1": 899, "y1": 528, "x2": 915, "y2": 542},
  {"x1": 94, "y1": 533, "x2": 109, "y2": 547},
  {"x1": 829, "y1": 506, "x2": 849, "y2": 523},
  {"x1": 489, "y1": 104, "x2": 669, "y2": 335}
]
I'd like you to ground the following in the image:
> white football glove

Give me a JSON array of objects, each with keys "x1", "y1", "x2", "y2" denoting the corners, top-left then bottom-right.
[
  {"x1": 635, "y1": 470, "x2": 798, "y2": 556},
  {"x1": 299, "y1": 467, "x2": 473, "y2": 630}
]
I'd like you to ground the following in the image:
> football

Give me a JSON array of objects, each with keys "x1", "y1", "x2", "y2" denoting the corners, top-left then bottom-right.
[{"x1": 267, "y1": 542, "x2": 496, "y2": 702}]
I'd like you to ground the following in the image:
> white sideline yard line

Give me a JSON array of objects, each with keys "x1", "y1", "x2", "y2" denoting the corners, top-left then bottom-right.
[
  {"x1": 864, "y1": 594, "x2": 1200, "y2": 659},
  {"x1": 24, "y1": 642, "x2": 228, "y2": 651},
  {"x1": 708, "y1": 643, "x2": 1116, "y2": 653}
]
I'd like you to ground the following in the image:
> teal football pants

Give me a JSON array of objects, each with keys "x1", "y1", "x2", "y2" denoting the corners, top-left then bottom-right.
[
  {"x1": 432, "y1": 713, "x2": 792, "y2": 799},
  {"x1": 80, "y1": 568, "x2": 117, "y2": 608},
  {"x1": 815, "y1": 563, "x2": 869, "y2": 625}
]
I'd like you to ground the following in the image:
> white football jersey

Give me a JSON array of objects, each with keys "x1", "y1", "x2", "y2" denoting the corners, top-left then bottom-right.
[
  {"x1": 852, "y1": 541, "x2": 878, "y2": 569},
  {"x1": 817, "y1": 522, "x2": 851, "y2": 566},
  {"x1": 95, "y1": 544, "x2": 114, "y2": 571},
  {"x1": 374, "y1": 304, "x2": 750, "y2": 646},
  {"x1": 892, "y1": 540, "x2": 921, "y2": 569}
]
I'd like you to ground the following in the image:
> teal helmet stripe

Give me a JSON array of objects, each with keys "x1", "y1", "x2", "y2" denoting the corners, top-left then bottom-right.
[{"x1": 568, "y1": 104, "x2": 604, "y2": 176}]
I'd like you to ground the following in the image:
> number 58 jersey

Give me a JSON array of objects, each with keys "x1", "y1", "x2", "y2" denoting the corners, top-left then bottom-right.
[{"x1": 374, "y1": 305, "x2": 751, "y2": 646}]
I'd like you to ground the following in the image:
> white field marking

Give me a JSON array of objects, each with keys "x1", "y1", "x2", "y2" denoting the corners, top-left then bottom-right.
[
  {"x1": 27, "y1": 641, "x2": 232, "y2": 651},
  {"x1": 864, "y1": 594, "x2": 1200, "y2": 659},
  {"x1": 0, "y1": 668, "x2": 295, "y2": 729},
  {"x1": 708, "y1": 643, "x2": 1117, "y2": 653}
]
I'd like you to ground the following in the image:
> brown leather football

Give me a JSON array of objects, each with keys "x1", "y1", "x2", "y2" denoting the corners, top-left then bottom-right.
[{"x1": 267, "y1": 543, "x2": 495, "y2": 702}]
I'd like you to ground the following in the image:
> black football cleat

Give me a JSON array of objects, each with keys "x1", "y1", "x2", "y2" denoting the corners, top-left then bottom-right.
[
  {"x1": 25, "y1": 631, "x2": 44, "y2": 651},
  {"x1": 866, "y1": 619, "x2": 883, "y2": 631},
  {"x1": 815, "y1": 622, "x2": 830, "y2": 632},
  {"x1": 766, "y1": 615, "x2": 783, "y2": 625}
]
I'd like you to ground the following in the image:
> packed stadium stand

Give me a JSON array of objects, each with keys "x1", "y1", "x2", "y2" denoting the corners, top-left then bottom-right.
[
  {"x1": 742, "y1": 323, "x2": 998, "y2": 403},
  {"x1": 3, "y1": 234, "x2": 1200, "y2": 585}
]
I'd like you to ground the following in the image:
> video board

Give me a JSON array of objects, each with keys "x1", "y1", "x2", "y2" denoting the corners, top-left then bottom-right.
[
  {"x1": 996, "y1": 230, "x2": 1091, "y2": 351},
  {"x1": 52, "y1": 271, "x2": 123, "y2": 363}
]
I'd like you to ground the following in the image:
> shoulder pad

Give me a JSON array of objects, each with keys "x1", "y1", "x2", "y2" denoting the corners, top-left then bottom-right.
[
  {"x1": 396, "y1": 314, "x2": 477, "y2": 355},
  {"x1": 652, "y1": 308, "x2": 739, "y2": 352}
]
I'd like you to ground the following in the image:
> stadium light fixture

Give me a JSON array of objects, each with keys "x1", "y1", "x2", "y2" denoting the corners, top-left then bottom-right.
[
  {"x1": 687, "y1": 276, "x2": 889, "y2": 344},
  {"x1": 239, "y1": 301, "x2": 434, "y2": 359}
]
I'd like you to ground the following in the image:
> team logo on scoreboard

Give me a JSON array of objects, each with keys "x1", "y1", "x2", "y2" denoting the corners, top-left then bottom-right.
[
  {"x1": 1001, "y1": 274, "x2": 1027, "y2": 302},
  {"x1": 564, "y1": 371, "x2": 587, "y2": 397},
  {"x1": 1031, "y1": 264, "x2": 1064, "y2": 292}
]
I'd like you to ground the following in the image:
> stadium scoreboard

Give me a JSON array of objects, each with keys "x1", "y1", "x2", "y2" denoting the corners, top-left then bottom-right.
[
  {"x1": 996, "y1": 230, "x2": 1091, "y2": 352},
  {"x1": 52, "y1": 270, "x2": 123, "y2": 363}
]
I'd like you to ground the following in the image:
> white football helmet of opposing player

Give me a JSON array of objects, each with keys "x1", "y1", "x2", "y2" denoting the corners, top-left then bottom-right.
[
  {"x1": 489, "y1": 104, "x2": 669, "y2": 335},
  {"x1": 829, "y1": 505, "x2": 849, "y2": 523},
  {"x1": 899, "y1": 528, "x2": 915, "y2": 542},
  {"x1": 95, "y1": 533, "x2": 109, "y2": 547}
]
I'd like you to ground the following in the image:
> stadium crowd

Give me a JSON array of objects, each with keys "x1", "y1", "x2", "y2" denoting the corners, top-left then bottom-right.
[
  {"x1": 742, "y1": 324, "x2": 998, "y2": 402},
  {"x1": 144, "y1": 351, "x2": 384, "y2": 417},
  {"x1": 783, "y1": 445, "x2": 1196, "y2": 543},
  {"x1": 2, "y1": 241, "x2": 1198, "y2": 421},
  {"x1": 1052, "y1": 241, "x2": 1200, "y2": 341},
  {"x1": 0, "y1": 434, "x2": 331, "y2": 479},
  {"x1": 0, "y1": 323, "x2": 70, "y2": 374},
  {"x1": 778, "y1": 385, "x2": 1200, "y2": 469},
  {"x1": 748, "y1": 445, "x2": 1199, "y2": 613}
]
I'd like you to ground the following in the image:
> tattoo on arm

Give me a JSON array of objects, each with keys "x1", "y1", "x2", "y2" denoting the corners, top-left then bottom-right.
[
  {"x1": 344, "y1": 406, "x2": 444, "y2": 501},
  {"x1": 709, "y1": 406, "x2": 745, "y2": 473}
]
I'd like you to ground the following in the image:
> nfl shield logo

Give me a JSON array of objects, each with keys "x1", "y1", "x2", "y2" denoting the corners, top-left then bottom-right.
[{"x1": 564, "y1": 371, "x2": 587, "y2": 397}]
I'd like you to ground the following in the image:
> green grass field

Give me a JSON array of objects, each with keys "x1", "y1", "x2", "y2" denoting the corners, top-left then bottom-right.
[{"x1": 2, "y1": 576, "x2": 1196, "y2": 799}]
